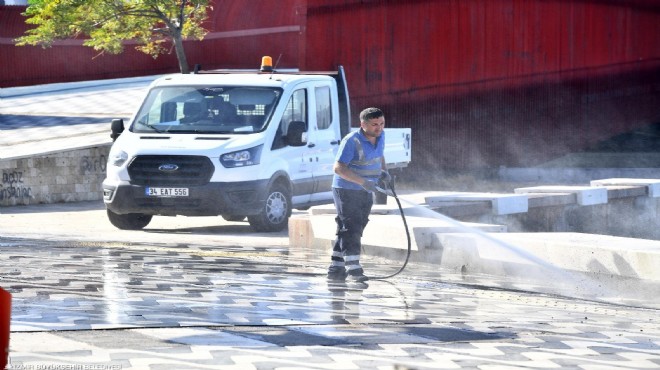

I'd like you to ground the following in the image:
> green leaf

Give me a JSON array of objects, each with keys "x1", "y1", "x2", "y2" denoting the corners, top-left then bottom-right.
[{"x1": 16, "y1": 0, "x2": 211, "y2": 73}]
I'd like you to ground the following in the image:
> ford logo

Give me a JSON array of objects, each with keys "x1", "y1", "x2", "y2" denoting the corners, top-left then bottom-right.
[{"x1": 158, "y1": 164, "x2": 179, "y2": 172}]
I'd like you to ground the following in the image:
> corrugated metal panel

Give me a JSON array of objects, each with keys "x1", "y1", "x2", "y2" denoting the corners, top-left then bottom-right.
[
  {"x1": 0, "y1": 6, "x2": 180, "y2": 86},
  {"x1": 1, "y1": 0, "x2": 659, "y2": 170},
  {"x1": 305, "y1": 0, "x2": 660, "y2": 99},
  {"x1": 304, "y1": 0, "x2": 660, "y2": 170},
  {"x1": 0, "y1": 1, "x2": 303, "y2": 86}
]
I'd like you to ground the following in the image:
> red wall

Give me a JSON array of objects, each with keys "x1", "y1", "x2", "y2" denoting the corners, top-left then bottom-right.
[
  {"x1": 0, "y1": 1, "x2": 303, "y2": 86},
  {"x1": 185, "y1": 0, "x2": 305, "y2": 71},
  {"x1": 0, "y1": 6, "x2": 178, "y2": 86},
  {"x1": 2, "y1": 0, "x2": 659, "y2": 170},
  {"x1": 303, "y1": 0, "x2": 660, "y2": 170},
  {"x1": 304, "y1": 0, "x2": 660, "y2": 99}
]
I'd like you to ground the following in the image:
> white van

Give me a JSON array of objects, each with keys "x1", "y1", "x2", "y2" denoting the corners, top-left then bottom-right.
[{"x1": 103, "y1": 60, "x2": 411, "y2": 232}]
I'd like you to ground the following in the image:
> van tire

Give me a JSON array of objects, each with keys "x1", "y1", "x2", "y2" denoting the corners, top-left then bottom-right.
[
  {"x1": 248, "y1": 182, "x2": 291, "y2": 232},
  {"x1": 107, "y1": 209, "x2": 153, "y2": 230}
]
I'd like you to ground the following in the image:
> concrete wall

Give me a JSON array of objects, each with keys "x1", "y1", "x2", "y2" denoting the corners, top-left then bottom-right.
[
  {"x1": 508, "y1": 197, "x2": 658, "y2": 239},
  {"x1": 440, "y1": 185, "x2": 660, "y2": 241},
  {"x1": 468, "y1": 200, "x2": 660, "y2": 240},
  {"x1": 0, "y1": 145, "x2": 110, "y2": 206}
]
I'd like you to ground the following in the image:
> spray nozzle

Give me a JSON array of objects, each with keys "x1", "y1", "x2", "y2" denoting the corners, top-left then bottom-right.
[
  {"x1": 376, "y1": 172, "x2": 397, "y2": 197},
  {"x1": 376, "y1": 171, "x2": 396, "y2": 198},
  {"x1": 375, "y1": 185, "x2": 396, "y2": 197}
]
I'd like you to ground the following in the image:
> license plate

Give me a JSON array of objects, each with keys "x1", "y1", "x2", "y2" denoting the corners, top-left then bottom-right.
[{"x1": 145, "y1": 187, "x2": 189, "y2": 197}]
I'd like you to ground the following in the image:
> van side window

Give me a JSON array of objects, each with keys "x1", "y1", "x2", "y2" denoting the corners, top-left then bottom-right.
[
  {"x1": 315, "y1": 86, "x2": 332, "y2": 130},
  {"x1": 272, "y1": 89, "x2": 307, "y2": 150}
]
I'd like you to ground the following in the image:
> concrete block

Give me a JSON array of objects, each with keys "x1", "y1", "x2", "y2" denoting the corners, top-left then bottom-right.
[
  {"x1": 601, "y1": 186, "x2": 648, "y2": 199},
  {"x1": 300, "y1": 202, "x2": 506, "y2": 253},
  {"x1": 426, "y1": 192, "x2": 528, "y2": 215},
  {"x1": 428, "y1": 231, "x2": 660, "y2": 308},
  {"x1": 60, "y1": 193, "x2": 76, "y2": 203},
  {"x1": 515, "y1": 186, "x2": 607, "y2": 206},
  {"x1": 431, "y1": 201, "x2": 491, "y2": 218},
  {"x1": 14, "y1": 158, "x2": 28, "y2": 168},
  {"x1": 527, "y1": 193, "x2": 576, "y2": 208},
  {"x1": 309, "y1": 213, "x2": 423, "y2": 251},
  {"x1": 590, "y1": 178, "x2": 660, "y2": 198},
  {"x1": 51, "y1": 184, "x2": 73, "y2": 194},
  {"x1": 495, "y1": 233, "x2": 660, "y2": 282},
  {"x1": 75, "y1": 183, "x2": 91, "y2": 193}
]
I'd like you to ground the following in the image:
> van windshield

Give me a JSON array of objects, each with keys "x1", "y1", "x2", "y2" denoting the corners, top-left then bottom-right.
[{"x1": 131, "y1": 86, "x2": 282, "y2": 134}]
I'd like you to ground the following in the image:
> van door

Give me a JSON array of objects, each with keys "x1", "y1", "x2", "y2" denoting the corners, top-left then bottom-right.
[
  {"x1": 308, "y1": 84, "x2": 340, "y2": 203},
  {"x1": 271, "y1": 88, "x2": 312, "y2": 206}
]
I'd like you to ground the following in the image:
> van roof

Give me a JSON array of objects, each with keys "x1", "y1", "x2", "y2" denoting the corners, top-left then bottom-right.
[{"x1": 150, "y1": 72, "x2": 336, "y2": 89}]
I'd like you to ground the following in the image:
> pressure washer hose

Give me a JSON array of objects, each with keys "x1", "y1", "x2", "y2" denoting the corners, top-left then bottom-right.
[{"x1": 369, "y1": 180, "x2": 412, "y2": 280}]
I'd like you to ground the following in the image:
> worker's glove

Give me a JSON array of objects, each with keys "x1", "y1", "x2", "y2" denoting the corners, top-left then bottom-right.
[
  {"x1": 380, "y1": 170, "x2": 392, "y2": 185},
  {"x1": 361, "y1": 179, "x2": 378, "y2": 193}
]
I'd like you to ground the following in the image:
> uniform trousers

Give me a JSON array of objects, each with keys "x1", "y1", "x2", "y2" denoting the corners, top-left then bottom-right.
[{"x1": 328, "y1": 187, "x2": 373, "y2": 275}]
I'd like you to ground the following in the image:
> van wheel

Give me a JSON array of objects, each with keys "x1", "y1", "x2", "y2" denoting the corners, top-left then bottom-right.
[
  {"x1": 107, "y1": 209, "x2": 152, "y2": 230},
  {"x1": 222, "y1": 215, "x2": 246, "y2": 222},
  {"x1": 248, "y1": 183, "x2": 291, "y2": 232}
]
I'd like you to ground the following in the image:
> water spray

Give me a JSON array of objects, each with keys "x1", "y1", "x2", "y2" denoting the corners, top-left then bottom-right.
[
  {"x1": 329, "y1": 177, "x2": 634, "y2": 308},
  {"x1": 360, "y1": 179, "x2": 612, "y2": 303},
  {"x1": 367, "y1": 187, "x2": 629, "y2": 306}
]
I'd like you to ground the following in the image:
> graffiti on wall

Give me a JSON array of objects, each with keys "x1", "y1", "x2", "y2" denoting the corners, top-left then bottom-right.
[
  {"x1": 0, "y1": 171, "x2": 32, "y2": 200},
  {"x1": 80, "y1": 155, "x2": 107, "y2": 175}
]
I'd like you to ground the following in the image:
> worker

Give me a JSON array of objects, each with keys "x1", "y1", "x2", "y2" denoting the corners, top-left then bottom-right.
[{"x1": 327, "y1": 107, "x2": 391, "y2": 284}]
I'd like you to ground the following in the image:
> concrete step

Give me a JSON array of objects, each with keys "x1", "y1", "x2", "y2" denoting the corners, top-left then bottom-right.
[{"x1": 292, "y1": 203, "x2": 506, "y2": 252}]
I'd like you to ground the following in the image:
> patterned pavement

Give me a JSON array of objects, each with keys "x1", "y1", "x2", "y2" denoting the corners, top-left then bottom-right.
[
  {"x1": 2, "y1": 235, "x2": 659, "y2": 369},
  {"x1": 1, "y1": 77, "x2": 659, "y2": 369}
]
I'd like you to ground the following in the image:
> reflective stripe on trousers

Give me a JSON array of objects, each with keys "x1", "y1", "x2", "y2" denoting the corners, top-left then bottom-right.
[{"x1": 328, "y1": 187, "x2": 373, "y2": 273}]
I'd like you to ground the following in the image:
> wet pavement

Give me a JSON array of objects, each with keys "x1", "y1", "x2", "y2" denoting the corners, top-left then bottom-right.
[
  {"x1": 1, "y1": 78, "x2": 660, "y2": 368},
  {"x1": 0, "y1": 202, "x2": 659, "y2": 369}
]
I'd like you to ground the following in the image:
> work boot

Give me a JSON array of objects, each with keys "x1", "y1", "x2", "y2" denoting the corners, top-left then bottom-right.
[
  {"x1": 327, "y1": 269, "x2": 348, "y2": 282},
  {"x1": 345, "y1": 273, "x2": 369, "y2": 283}
]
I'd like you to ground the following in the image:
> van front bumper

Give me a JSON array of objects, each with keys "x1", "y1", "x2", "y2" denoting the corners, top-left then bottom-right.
[{"x1": 103, "y1": 180, "x2": 269, "y2": 216}]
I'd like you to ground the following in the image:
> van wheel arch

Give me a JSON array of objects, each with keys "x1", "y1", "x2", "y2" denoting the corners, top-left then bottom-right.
[{"x1": 248, "y1": 177, "x2": 292, "y2": 232}]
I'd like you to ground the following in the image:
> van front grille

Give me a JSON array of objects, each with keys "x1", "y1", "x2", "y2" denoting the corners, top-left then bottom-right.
[{"x1": 128, "y1": 155, "x2": 214, "y2": 186}]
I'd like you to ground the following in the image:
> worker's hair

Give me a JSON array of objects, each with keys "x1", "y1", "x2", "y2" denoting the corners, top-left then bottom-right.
[{"x1": 360, "y1": 107, "x2": 384, "y2": 122}]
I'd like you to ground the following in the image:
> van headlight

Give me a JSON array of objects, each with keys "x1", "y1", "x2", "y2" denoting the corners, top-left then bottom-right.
[
  {"x1": 109, "y1": 150, "x2": 128, "y2": 167},
  {"x1": 220, "y1": 145, "x2": 263, "y2": 168}
]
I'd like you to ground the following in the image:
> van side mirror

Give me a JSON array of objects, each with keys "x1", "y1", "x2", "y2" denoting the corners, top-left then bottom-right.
[
  {"x1": 110, "y1": 119, "x2": 125, "y2": 142},
  {"x1": 286, "y1": 121, "x2": 307, "y2": 147}
]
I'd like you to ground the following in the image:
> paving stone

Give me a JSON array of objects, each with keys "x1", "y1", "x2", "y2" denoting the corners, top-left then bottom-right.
[{"x1": 1, "y1": 237, "x2": 659, "y2": 369}]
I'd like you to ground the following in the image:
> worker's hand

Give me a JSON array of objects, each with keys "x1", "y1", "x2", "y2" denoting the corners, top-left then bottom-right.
[
  {"x1": 380, "y1": 170, "x2": 392, "y2": 184},
  {"x1": 361, "y1": 179, "x2": 378, "y2": 193}
]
